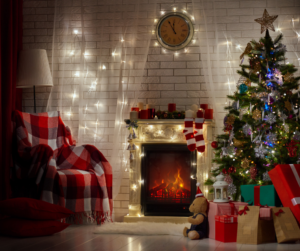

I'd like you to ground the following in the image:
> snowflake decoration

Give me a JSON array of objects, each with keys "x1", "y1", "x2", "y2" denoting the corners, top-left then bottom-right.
[
  {"x1": 263, "y1": 171, "x2": 271, "y2": 182},
  {"x1": 265, "y1": 132, "x2": 277, "y2": 143},
  {"x1": 264, "y1": 113, "x2": 276, "y2": 124},
  {"x1": 253, "y1": 134, "x2": 262, "y2": 144},
  {"x1": 243, "y1": 123, "x2": 252, "y2": 136},
  {"x1": 270, "y1": 90, "x2": 280, "y2": 101},
  {"x1": 255, "y1": 144, "x2": 268, "y2": 158},
  {"x1": 280, "y1": 113, "x2": 288, "y2": 121},
  {"x1": 222, "y1": 145, "x2": 235, "y2": 156},
  {"x1": 293, "y1": 131, "x2": 300, "y2": 141},
  {"x1": 252, "y1": 109, "x2": 262, "y2": 121},
  {"x1": 228, "y1": 183, "x2": 237, "y2": 195}
]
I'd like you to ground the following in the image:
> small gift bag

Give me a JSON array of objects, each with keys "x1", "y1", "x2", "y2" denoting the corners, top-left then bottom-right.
[
  {"x1": 236, "y1": 206, "x2": 276, "y2": 245},
  {"x1": 272, "y1": 207, "x2": 300, "y2": 243}
]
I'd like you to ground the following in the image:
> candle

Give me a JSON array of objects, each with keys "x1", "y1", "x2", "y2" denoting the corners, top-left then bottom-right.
[
  {"x1": 146, "y1": 104, "x2": 154, "y2": 109},
  {"x1": 147, "y1": 108, "x2": 155, "y2": 119},
  {"x1": 204, "y1": 109, "x2": 213, "y2": 119},
  {"x1": 168, "y1": 103, "x2": 176, "y2": 112},
  {"x1": 197, "y1": 110, "x2": 204, "y2": 118},
  {"x1": 185, "y1": 109, "x2": 194, "y2": 118},
  {"x1": 131, "y1": 107, "x2": 139, "y2": 112},
  {"x1": 200, "y1": 104, "x2": 208, "y2": 110},
  {"x1": 130, "y1": 111, "x2": 138, "y2": 120},
  {"x1": 140, "y1": 110, "x2": 148, "y2": 119},
  {"x1": 138, "y1": 102, "x2": 144, "y2": 111}
]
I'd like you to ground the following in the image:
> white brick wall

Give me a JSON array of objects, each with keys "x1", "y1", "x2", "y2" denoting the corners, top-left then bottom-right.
[{"x1": 22, "y1": 0, "x2": 300, "y2": 222}]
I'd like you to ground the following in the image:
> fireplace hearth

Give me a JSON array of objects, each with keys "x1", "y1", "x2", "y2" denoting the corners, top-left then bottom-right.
[{"x1": 141, "y1": 144, "x2": 196, "y2": 216}]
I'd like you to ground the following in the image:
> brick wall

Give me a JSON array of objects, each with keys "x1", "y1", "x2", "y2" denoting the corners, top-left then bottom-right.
[{"x1": 22, "y1": 0, "x2": 300, "y2": 221}]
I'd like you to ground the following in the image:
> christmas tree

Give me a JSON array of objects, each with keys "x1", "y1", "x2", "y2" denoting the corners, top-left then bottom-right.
[{"x1": 206, "y1": 9, "x2": 300, "y2": 200}]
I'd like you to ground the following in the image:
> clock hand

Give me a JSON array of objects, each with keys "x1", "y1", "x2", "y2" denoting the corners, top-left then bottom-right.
[{"x1": 168, "y1": 21, "x2": 176, "y2": 34}]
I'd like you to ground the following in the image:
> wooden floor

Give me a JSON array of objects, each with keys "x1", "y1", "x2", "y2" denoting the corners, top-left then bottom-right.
[{"x1": 1, "y1": 225, "x2": 300, "y2": 251}]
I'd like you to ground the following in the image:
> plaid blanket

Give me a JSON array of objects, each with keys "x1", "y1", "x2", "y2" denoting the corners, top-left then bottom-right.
[{"x1": 12, "y1": 110, "x2": 112, "y2": 223}]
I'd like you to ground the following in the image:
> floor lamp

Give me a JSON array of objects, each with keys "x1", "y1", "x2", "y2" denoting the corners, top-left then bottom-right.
[{"x1": 17, "y1": 49, "x2": 53, "y2": 113}]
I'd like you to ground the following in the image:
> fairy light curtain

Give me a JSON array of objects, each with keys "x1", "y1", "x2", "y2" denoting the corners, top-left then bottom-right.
[
  {"x1": 191, "y1": 0, "x2": 300, "y2": 135},
  {"x1": 47, "y1": 0, "x2": 158, "y2": 202}
]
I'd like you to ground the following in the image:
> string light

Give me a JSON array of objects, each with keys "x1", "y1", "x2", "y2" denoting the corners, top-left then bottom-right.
[
  {"x1": 161, "y1": 11, "x2": 165, "y2": 15},
  {"x1": 73, "y1": 30, "x2": 78, "y2": 34},
  {"x1": 192, "y1": 39, "x2": 196, "y2": 44},
  {"x1": 173, "y1": 7, "x2": 176, "y2": 11},
  {"x1": 70, "y1": 51, "x2": 74, "y2": 55},
  {"x1": 154, "y1": 19, "x2": 157, "y2": 23},
  {"x1": 236, "y1": 44, "x2": 241, "y2": 49},
  {"x1": 102, "y1": 65, "x2": 106, "y2": 70},
  {"x1": 155, "y1": 42, "x2": 158, "y2": 46},
  {"x1": 175, "y1": 52, "x2": 179, "y2": 56},
  {"x1": 121, "y1": 38, "x2": 124, "y2": 42},
  {"x1": 74, "y1": 72, "x2": 80, "y2": 77},
  {"x1": 112, "y1": 51, "x2": 116, "y2": 56}
]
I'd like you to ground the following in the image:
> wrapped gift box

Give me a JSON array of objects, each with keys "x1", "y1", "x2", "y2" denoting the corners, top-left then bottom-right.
[
  {"x1": 241, "y1": 184, "x2": 281, "y2": 206},
  {"x1": 269, "y1": 164, "x2": 300, "y2": 224},
  {"x1": 208, "y1": 201, "x2": 248, "y2": 239},
  {"x1": 215, "y1": 215, "x2": 238, "y2": 242}
]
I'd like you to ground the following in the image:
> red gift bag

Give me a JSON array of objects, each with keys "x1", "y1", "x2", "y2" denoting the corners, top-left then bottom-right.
[
  {"x1": 215, "y1": 215, "x2": 238, "y2": 242},
  {"x1": 269, "y1": 164, "x2": 300, "y2": 224}
]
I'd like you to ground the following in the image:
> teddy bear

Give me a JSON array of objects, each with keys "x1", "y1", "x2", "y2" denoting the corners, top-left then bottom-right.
[{"x1": 183, "y1": 183, "x2": 208, "y2": 240}]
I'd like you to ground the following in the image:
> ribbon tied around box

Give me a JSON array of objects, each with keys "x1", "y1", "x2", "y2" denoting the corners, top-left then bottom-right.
[
  {"x1": 238, "y1": 206, "x2": 249, "y2": 215},
  {"x1": 275, "y1": 209, "x2": 284, "y2": 217}
]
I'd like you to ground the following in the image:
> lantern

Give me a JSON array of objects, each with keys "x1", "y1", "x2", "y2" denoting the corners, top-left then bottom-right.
[{"x1": 213, "y1": 173, "x2": 229, "y2": 203}]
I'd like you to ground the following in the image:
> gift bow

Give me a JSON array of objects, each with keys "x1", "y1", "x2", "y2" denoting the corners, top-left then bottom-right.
[
  {"x1": 238, "y1": 206, "x2": 249, "y2": 215},
  {"x1": 275, "y1": 209, "x2": 284, "y2": 216},
  {"x1": 258, "y1": 203, "x2": 269, "y2": 208}
]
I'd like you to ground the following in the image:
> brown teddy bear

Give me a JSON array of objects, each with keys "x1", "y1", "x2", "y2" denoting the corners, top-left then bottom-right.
[{"x1": 183, "y1": 183, "x2": 208, "y2": 240}]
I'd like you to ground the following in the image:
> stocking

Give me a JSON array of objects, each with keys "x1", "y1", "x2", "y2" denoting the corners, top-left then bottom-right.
[
  {"x1": 195, "y1": 118, "x2": 205, "y2": 153},
  {"x1": 183, "y1": 118, "x2": 196, "y2": 152}
]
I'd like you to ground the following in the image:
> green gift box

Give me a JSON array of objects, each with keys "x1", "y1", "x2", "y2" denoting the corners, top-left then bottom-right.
[{"x1": 240, "y1": 185, "x2": 281, "y2": 206}]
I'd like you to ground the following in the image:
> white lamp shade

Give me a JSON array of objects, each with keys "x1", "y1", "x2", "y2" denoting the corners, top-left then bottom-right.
[{"x1": 17, "y1": 49, "x2": 53, "y2": 88}]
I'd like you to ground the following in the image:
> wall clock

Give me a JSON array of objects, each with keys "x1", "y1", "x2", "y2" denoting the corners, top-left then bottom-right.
[{"x1": 155, "y1": 12, "x2": 194, "y2": 51}]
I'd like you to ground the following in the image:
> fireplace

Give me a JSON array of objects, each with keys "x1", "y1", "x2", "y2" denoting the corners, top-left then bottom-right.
[{"x1": 141, "y1": 144, "x2": 196, "y2": 216}]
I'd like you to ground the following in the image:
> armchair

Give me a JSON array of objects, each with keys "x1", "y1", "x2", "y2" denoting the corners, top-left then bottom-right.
[{"x1": 12, "y1": 110, "x2": 112, "y2": 223}]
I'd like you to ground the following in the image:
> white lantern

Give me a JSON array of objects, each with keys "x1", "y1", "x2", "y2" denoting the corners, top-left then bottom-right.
[{"x1": 213, "y1": 173, "x2": 229, "y2": 203}]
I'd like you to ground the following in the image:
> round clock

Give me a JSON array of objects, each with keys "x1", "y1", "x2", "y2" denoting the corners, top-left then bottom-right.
[{"x1": 155, "y1": 12, "x2": 194, "y2": 51}]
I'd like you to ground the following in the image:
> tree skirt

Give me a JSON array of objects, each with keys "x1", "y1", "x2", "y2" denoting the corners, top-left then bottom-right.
[{"x1": 94, "y1": 222, "x2": 190, "y2": 236}]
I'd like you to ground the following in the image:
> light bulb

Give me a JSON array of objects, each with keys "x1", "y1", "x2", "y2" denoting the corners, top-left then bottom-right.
[
  {"x1": 173, "y1": 7, "x2": 176, "y2": 11},
  {"x1": 161, "y1": 11, "x2": 165, "y2": 15},
  {"x1": 74, "y1": 30, "x2": 78, "y2": 34},
  {"x1": 121, "y1": 38, "x2": 124, "y2": 42}
]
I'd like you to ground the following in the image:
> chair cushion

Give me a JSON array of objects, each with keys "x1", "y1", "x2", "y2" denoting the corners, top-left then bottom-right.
[
  {"x1": 0, "y1": 217, "x2": 69, "y2": 237},
  {"x1": 0, "y1": 198, "x2": 74, "y2": 220}
]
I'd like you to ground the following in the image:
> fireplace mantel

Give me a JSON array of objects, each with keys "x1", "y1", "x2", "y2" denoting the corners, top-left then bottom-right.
[{"x1": 124, "y1": 119, "x2": 215, "y2": 222}]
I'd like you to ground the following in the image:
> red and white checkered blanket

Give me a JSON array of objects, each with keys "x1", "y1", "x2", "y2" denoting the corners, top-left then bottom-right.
[{"x1": 12, "y1": 110, "x2": 112, "y2": 223}]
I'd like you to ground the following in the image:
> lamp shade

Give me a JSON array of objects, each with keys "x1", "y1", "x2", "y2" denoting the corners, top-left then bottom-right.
[{"x1": 17, "y1": 49, "x2": 53, "y2": 88}]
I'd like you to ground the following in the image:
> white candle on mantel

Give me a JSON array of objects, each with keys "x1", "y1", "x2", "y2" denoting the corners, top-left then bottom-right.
[
  {"x1": 185, "y1": 109, "x2": 194, "y2": 118},
  {"x1": 146, "y1": 104, "x2": 153, "y2": 109},
  {"x1": 130, "y1": 111, "x2": 138, "y2": 120},
  {"x1": 138, "y1": 102, "x2": 144, "y2": 111}
]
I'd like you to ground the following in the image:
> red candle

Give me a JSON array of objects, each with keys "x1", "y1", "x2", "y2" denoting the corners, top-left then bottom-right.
[
  {"x1": 200, "y1": 104, "x2": 208, "y2": 110},
  {"x1": 131, "y1": 107, "x2": 139, "y2": 112},
  {"x1": 147, "y1": 108, "x2": 155, "y2": 119},
  {"x1": 204, "y1": 109, "x2": 213, "y2": 119},
  {"x1": 168, "y1": 103, "x2": 176, "y2": 112},
  {"x1": 197, "y1": 110, "x2": 204, "y2": 118},
  {"x1": 140, "y1": 110, "x2": 148, "y2": 119}
]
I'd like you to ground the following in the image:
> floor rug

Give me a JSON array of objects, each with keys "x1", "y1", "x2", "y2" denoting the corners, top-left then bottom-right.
[{"x1": 94, "y1": 222, "x2": 190, "y2": 236}]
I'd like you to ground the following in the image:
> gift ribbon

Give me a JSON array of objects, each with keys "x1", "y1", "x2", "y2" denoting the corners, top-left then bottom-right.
[
  {"x1": 275, "y1": 209, "x2": 284, "y2": 216},
  {"x1": 254, "y1": 186, "x2": 261, "y2": 206},
  {"x1": 258, "y1": 203, "x2": 269, "y2": 208},
  {"x1": 238, "y1": 206, "x2": 249, "y2": 215},
  {"x1": 229, "y1": 202, "x2": 235, "y2": 215},
  {"x1": 290, "y1": 164, "x2": 300, "y2": 206}
]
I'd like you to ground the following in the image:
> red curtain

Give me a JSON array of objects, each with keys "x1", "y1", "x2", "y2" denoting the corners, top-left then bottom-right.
[{"x1": 0, "y1": 0, "x2": 23, "y2": 200}]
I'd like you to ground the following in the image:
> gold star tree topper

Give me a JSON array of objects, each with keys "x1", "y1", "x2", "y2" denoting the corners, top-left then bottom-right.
[{"x1": 255, "y1": 9, "x2": 278, "y2": 34}]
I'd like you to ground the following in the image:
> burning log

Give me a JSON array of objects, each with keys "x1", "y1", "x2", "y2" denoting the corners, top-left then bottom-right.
[{"x1": 149, "y1": 182, "x2": 166, "y2": 194}]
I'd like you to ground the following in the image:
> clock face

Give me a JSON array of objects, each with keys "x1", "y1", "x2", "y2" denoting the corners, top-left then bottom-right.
[{"x1": 156, "y1": 13, "x2": 193, "y2": 50}]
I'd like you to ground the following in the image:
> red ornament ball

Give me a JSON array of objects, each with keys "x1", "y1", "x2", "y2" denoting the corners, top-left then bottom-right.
[
  {"x1": 228, "y1": 166, "x2": 235, "y2": 173},
  {"x1": 211, "y1": 141, "x2": 218, "y2": 149},
  {"x1": 222, "y1": 168, "x2": 227, "y2": 174}
]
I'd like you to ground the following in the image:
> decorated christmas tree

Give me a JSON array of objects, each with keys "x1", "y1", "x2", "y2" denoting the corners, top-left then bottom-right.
[{"x1": 206, "y1": 10, "x2": 300, "y2": 200}]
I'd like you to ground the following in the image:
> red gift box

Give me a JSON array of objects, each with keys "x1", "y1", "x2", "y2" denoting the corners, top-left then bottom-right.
[
  {"x1": 269, "y1": 164, "x2": 300, "y2": 224},
  {"x1": 215, "y1": 215, "x2": 238, "y2": 242}
]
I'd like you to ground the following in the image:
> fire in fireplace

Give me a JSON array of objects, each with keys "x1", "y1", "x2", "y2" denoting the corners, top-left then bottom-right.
[{"x1": 141, "y1": 144, "x2": 196, "y2": 216}]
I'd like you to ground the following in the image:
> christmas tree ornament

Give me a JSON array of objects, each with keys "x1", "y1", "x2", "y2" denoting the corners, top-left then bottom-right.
[
  {"x1": 265, "y1": 132, "x2": 277, "y2": 144},
  {"x1": 226, "y1": 115, "x2": 235, "y2": 125},
  {"x1": 239, "y1": 83, "x2": 248, "y2": 94},
  {"x1": 242, "y1": 123, "x2": 252, "y2": 136},
  {"x1": 280, "y1": 113, "x2": 288, "y2": 121},
  {"x1": 274, "y1": 69, "x2": 283, "y2": 85},
  {"x1": 132, "y1": 129, "x2": 137, "y2": 139},
  {"x1": 253, "y1": 134, "x2": 262, "y2": 144},
  {"x1": 293, "y1": 131, "x2": 300, "y2": 141},
  {"x1": 222, "y1": 168, "x2": 228, "y2": 174},
  {"x1": 236, "y1": 76, "x2": 247, "y2": 88},
  {"x1": 263, "y1": 171, "x2": 271, "y2": 181},
  {"x1": 240, "y1": 43, "x2": 252, "y2": 60},
  {"x1": 254, "y1": 144, "x2": 268, "y2": 158},
  {"x1": 127, "y1": 144, "x2": 131, "y2": 150},
  {"x1": 252, "y1": 109, "x2": 262, "y2": 121},
  {"x1": 264, "y1": 113, "x2": 276, "y2": 124},
  {"x1": 228, "y1": 166, "x2": 235, "y2": 173},
  {"x1": 128, "y1": 133, "x2": 133, "y2": 140},
  {"x1": 233, "y1": 138, "x2": 244, "y2": 147},
  {"x1": 228, "y1": 183, "x2": 237, "y2": 195},
  {"x1": 285, "y1": 100, "x2": 292, "y2": 111},
  {"x1": 224, "y1": 175, "x2": 233, "y2": 184},
  {"x1": 284, "y1": 72, "x2": 294, "y2": 82},
  {"x1": 228, "y1": 127, "x2": 234, "y2": 143},
  {"x1": 254, "y1": 9, "x2": 278, "y2": 33},
  {"x1": 236, "y1": 149, "x2": 242, "y2": 157},
  {"x1": 211, "y1": 141, "x2": 218, "y2": 149},
  {"x1": 241, "y1": 157, "x2": 250, "y2": 169},
  {"x1": 132, "y1": 144, "x2": 136, "y2": 150},
  {"x1": 284, "y1": 123, "x2": 289, "y2": 133},
  {"x1": 239, "y1": 107, "x2": 248, "y2": 120},
  {"x1": 130, "y1": 152, "x2": 134, "y2": 161},
  {"x1": 232, "y1": 101, "x2": 239, "y2": 110},
  {"x1": 250, "y1": 167, "x2": 258, "y2": 180},
  {"x1": 245, "y1": 79, "x2": 251, "y2": 86},
  {"x1": 287, "y1": 140, "x2": 298, "y2": 157}
]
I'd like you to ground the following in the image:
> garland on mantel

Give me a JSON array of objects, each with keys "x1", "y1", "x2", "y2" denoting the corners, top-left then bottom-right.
[{"x1": 155, "y1": 110, "x2": 185, "y2": 119}]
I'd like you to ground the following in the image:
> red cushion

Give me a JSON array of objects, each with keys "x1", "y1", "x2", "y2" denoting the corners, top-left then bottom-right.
[
  {"x1": 0, "y1": 198, "x2": 73, "y2": 220},
  {"x1": 0, "y1": 217, "x2": 70, "y2": 237}
]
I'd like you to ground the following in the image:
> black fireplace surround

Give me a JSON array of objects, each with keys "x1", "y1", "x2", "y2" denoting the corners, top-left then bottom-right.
[{"x1": 141, "y1": 144, "x2": 196, "y2": 216}]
